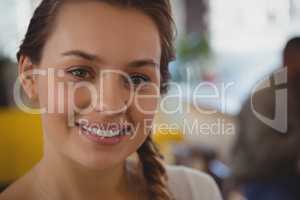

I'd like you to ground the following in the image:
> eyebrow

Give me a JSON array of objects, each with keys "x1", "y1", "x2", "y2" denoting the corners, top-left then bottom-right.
[{"x1": 61, "y1": 50, "x2": 159, "y2": 68}]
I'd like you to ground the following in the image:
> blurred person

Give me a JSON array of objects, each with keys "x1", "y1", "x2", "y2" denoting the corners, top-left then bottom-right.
[
  {"x1": 229, "y1": 66, "x2": 300, "y2": 199},
  {"x1": 0, "y1": 1, "x2": 222, "y2": 200},
  {"x1": 0, "y1": 55, "x2": 12, "y2": 107}
]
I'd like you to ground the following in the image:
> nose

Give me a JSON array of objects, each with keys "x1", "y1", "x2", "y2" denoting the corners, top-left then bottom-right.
[{"x1": 94, "y1": 72, "x2": 129, "y2": 115}]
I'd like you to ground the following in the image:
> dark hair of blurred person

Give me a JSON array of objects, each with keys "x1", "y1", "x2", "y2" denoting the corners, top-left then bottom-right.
[{"x1": 284, "y1": 37, "x2": 300, "y2": 80}]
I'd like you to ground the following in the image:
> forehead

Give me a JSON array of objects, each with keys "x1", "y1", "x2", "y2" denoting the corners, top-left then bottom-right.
[{"x1": 42, "y1": 1, "x2": 161, "y2": 65}]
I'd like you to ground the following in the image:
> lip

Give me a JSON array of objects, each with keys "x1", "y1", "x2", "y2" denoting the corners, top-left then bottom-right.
[{"x1": 81, "y1": 130, "x2": 126, "y2": 145}]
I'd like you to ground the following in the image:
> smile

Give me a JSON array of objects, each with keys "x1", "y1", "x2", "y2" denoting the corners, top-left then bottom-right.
[
  {"x1": 81, "y1": 126, "x2": 131, "y2": 137},
  {"x1": 75, "y1": 121, "x2": 132, "y2": 138}
]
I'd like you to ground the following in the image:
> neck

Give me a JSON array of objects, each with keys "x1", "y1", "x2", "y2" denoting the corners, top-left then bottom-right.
[{"x1": 33, "y1": 147, "x2": 131, "y2": 200}]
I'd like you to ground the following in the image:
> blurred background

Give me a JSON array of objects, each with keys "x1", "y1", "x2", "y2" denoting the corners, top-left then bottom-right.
[{"x1": 1, "y1": 0, "x2": 300, "y2": 199}]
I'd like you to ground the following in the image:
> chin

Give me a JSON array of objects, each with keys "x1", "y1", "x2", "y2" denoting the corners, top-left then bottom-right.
[
  {"x1": 64, "y1": 145, "x2": 125, "y2": 171},
  {"x1": 64, "y1": 137, "x2": 129, "y2": 171},
  {"x1": 79, "y1": 154, "x2": 121, "y2": 171}
]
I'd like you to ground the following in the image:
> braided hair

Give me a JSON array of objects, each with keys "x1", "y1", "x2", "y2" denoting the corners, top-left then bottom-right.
[{"x1": 137, "y1": 136, "x2": 175, "y2": 200}]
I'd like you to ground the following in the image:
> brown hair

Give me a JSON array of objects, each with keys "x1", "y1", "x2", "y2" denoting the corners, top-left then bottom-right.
[
  {"x1": 17, "y1": 0, "x2": 176, "y2": 199},
  {"x1": 138, "y1": 136, "x2": 174, "y2": 200}
]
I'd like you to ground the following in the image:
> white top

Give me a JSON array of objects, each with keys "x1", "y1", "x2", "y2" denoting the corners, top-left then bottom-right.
[
  {"x1": 0, "y1": 162, "x2": 222, "y2": 200},
  {"x1": 166, "y1": 165, "x2": 223, "y2": 200}
]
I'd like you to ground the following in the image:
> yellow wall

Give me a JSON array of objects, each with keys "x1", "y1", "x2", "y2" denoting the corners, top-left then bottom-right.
[{"x1": 0, "y1": 107, "x2": 43, "y2": 182}]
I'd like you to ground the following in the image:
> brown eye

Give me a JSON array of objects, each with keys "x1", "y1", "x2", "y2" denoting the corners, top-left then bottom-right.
[
  {"x1": 130, "y1": 73, "x2": 151, "y2": 86},
  {"x1": 67, "y1": 67, "x2": 94, "y2": 79}
]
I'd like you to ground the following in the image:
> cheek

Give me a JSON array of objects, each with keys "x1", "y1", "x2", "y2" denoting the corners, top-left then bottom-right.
[
  {"x1": 68, "y1": 86, "x2": 94, "y2": 113},
  {"x1": 36, "y1": 76, "x2": 69, "y2": 145},
  {"x1": 37, "y1": 75, "x2": 87, "y2": 140},
  {"x1": 130, "y1": 93, "x2": 159, "y2": 137},
  {"x1": 127, "y1": 107, "x2": 155, "y2": 155},
  {"x1": 132, "y1": 82, "x2": 160, "y2": 114},
  {"x1": 36, "y1": 76, "x2": 50, "y2": 109},
  {"x1": 38, "y1": 73, "x2": 93, "y2": 114}
]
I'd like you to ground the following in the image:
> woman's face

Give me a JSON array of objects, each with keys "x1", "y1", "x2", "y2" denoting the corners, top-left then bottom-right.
[{"x1": 31, "y1": 2, "x2": 161, "y2": 169}]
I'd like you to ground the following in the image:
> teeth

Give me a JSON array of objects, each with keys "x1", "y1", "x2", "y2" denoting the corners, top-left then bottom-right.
[
  {"x1": 80, "y1": 125, "x2": 132, "y2": 137},
  {"x1": 82, "y1": 126, "x2": 121, "y2": 137},
  {"x1": 96, "y1": 130, "x2": 120, "y2": 137}
]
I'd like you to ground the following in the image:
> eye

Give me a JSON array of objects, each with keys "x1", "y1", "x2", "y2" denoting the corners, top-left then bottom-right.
[
  {"x1": 129, "y1": 73, "x2": 151, "y2": 86},
  {"x1": 67, "y1": 67, "x2": 94, "y2": 80}
]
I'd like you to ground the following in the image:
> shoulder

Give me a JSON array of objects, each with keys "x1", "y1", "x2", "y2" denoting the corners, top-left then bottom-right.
[
  {"x1": 165, "y1": 165, "x2": 222, "y2": 200},
  {"x1": 0, "y1": 183, "x2": 28, "y2": 200},
  {"x1": 0, "y1": 173, "x2": 36, "y2": 200}
]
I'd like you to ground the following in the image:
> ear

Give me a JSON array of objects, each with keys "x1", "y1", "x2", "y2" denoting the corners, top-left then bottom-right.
[{"x1": 18, "y1": 55, "x2": 39, "y2": 102}]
